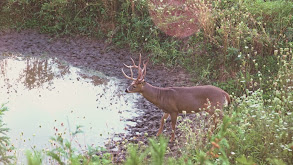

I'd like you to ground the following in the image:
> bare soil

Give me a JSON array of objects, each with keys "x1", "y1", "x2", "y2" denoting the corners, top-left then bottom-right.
[{"x1": 0, "y1": 30, "x2": 195, "y2": 163}]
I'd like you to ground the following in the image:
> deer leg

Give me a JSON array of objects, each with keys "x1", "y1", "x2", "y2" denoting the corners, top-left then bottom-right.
[
  {"x1": 170, "y1": 112, "x2": 178, "y2": 142},
  {"x1": 156, "y1": 113, "x2": 169, "y2": 136}
]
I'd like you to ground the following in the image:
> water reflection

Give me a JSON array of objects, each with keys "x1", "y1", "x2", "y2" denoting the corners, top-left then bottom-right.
[
  {"x1": 1, "y1": 57, "x2": 72, "y2": 91},
  {"x1": 21, "y1": 57, "x2": 70, "y2": 89},
  {"x1": 0, "y1": 55, "x2": 139, "y2": 158}
]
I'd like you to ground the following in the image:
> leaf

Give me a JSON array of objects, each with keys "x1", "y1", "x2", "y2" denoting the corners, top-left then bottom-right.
[
  {"x1": 266, "y1": 158, "x2": 286, "y2": 165},
  {"x1": 236, "y1": 155, "x2": 256, "y2": 165},
  {"x1": 148, "y1": 136, "x2": 168, "y2": 165},
  {"x1": 47, "y1": 151, "x2": 65, "y2": 165},
  {"x1": 26, "y1": 150, "x2": 43, "y2": 165}
]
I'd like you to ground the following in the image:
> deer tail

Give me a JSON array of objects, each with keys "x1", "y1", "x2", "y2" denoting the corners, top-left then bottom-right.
[{"x1": 223, "y1": 92, "x2": 231, "y2": 105}]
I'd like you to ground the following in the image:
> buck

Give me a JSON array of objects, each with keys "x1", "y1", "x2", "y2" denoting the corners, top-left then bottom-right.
[{"x1": 122, "y1": 55, "x2": 230, "y2": 142}]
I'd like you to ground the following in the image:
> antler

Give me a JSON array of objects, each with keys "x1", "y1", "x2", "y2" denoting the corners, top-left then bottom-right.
[
  {"x1": 122, "y1": 54, "x2": 148, "y2": 82},
  {"x1": 140, "y1": 58, "x2": 149, "y2": 81}
]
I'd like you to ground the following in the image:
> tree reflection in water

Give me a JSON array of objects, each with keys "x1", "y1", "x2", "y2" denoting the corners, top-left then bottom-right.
[
  {"x1": 0, "y1": 56, "x2": 70, "y2": 90},
  {"x1": 0, "y1": 55, "x2": 139, "y2": 159}
]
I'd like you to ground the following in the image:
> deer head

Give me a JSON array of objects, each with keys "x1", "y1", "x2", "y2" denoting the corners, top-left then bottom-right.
[{"x1": 122, "y1": 54, "x2": 148, "y2": 93}]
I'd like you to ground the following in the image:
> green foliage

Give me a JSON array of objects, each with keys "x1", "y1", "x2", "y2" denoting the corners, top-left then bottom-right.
[
  {"x1": 26, "y1": 150, "x2": 43, "y2": 165},
  {"x1": 1, "y1": 0, "x2": 292, "y2": 88},
  {"x1": 0, "y1": 104, "x2": 14, "y2": 164},
  {"x1": 21, "y1": 124, "x2": 112, "y2": 164},
  {"x1": 236, "y1": 155, "x2": 256, "y2": 165},
  {"x1": 148, "y1": 136, "x2": 168, "y2": 164},
  {"x1": 1, "y1": 0, "x2": 107, "y2": 36},
  {"x1": 174, "y1": 49, "x2": 293, "y2": 164},
  {"x1": 266, "y1": 158, "x2": 287, "y2": 165},
  {"x1": 244, "y1": 0, "x2": 293, "y2": 37},
  {"x1": 124, "y1": 136, "x2": 168, "y2": 165},
  {"x1": 124, "y1": 144, "x2": 146, "y2": 165},
  {"x1": 44, "y1": 125, "x2": 112, "y2": 164}
]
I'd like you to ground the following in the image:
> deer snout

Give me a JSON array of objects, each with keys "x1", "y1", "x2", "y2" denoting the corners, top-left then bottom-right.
[{"x1": 125, "y1": 88, "x2": 129, "y2": 93}]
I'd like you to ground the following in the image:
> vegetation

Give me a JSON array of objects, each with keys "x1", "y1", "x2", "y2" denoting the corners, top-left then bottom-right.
[
  {"x1": 25, "y1": 125, "x2": 112, "y2": 165},
  {"x1": 0, "y1": 0, "x2": 292, "y2": 164},
  {"x1": 1, "y1": 0, "x2": 292, "y2": 87},
  {"x1": 0, "y1": 105, "x2": 14, "y2": 164},
  {"x1": 123, "y1": 51, "x2": 293, "y2": 164}
]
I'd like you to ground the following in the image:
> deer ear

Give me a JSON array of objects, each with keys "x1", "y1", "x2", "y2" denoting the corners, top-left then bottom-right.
[
  {"x1": 141, "y1": 80, "x2": 146, "y2": 85},
  {"x1": 138, "y1": 80, "x2": 145, "y2": 85}
]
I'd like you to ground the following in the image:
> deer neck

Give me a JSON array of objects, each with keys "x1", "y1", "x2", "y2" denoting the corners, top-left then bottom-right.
[{"x1": 141, "y1": 82, "x2": 162, "y2": 107}]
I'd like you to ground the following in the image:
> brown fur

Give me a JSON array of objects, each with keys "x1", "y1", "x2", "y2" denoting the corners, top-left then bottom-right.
[
  {"x1": 126, "y1": 82, "x2": 230, "y2": 141},
  {"x1": 123, "y1": 55, "x2": 230, "y2": 141}
]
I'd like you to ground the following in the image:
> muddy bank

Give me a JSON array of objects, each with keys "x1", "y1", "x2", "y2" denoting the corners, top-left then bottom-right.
[{"x1": 0, "y1": 30, "x2": 195, "y2": 162}]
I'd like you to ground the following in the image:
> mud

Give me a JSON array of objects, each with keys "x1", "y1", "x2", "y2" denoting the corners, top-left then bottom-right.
[{"x1": 0, "y1": 30, "x2": 195, "y2": 162}]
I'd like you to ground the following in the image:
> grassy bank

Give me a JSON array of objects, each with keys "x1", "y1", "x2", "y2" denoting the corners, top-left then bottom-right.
[{"x1": 1, "y1": 0, "x2": 292, "y2": 94}]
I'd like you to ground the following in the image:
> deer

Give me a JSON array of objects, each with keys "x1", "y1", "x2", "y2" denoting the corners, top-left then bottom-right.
[{"x1": 122, "y1": 54, "x2": 231, "y2": 142}]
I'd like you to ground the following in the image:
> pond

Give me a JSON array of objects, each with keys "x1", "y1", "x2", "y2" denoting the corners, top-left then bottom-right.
[{"x1": 0, "y1": 54, "x2": 139, "y2": 156}]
